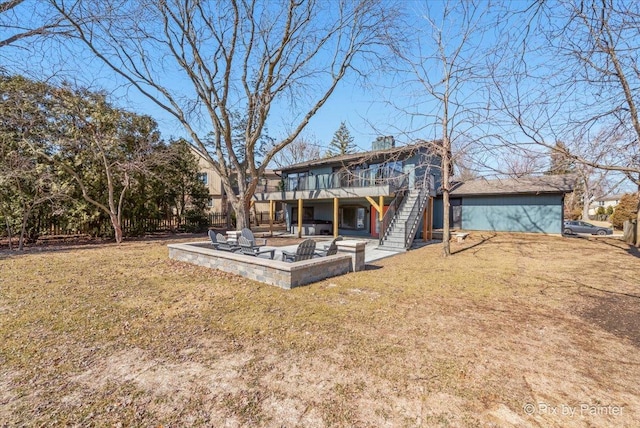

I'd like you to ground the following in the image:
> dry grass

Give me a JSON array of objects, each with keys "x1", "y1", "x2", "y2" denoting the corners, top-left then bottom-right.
[{"x1": 1, "y1": 233, "x2": 639, "y2": 427}]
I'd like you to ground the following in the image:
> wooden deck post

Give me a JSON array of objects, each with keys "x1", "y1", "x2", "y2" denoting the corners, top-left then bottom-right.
[
  {"x1": 297, "y1": 198, "x2": 303, "y2": 238},
  {"x1": 333, "y1": 197, "x2": 339, "y2": 238},
  {"x1": 423, "y1": 205, "x2": 428, "y2": 241},
  {"x1": 269, "y1": 200, "x2": 274, "y2": 237}
]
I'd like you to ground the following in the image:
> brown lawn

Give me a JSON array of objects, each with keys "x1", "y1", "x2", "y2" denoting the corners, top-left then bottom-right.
[{"x1": 0, "y1": 233, "x2": 639, "y2": 427}]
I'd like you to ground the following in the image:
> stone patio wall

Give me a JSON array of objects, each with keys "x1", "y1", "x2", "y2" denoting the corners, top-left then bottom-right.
[{"x1": 168, "y1": 242, "x2": 353, "y2": 289}]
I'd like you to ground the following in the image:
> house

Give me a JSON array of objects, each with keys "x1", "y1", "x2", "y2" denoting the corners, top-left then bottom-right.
[
  {"x1": 433, "y1": 175, "x2": 576, "y2": 234},
  {"x1": 193, "y1": 148, "x2": 227, "y2": 213},
  {"x1": 192, "y1": 147, "x2": 281, "y2": 215},
  {"x1": 588, "y1": 194, "x2": 624, "y2": 216},
  {"x1": 253, "y1": 137, "x2": 443, "y2": 251}
]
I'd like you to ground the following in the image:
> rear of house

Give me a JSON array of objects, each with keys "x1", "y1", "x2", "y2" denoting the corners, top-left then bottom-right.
[{"x1": 253, "y1": 137, "x2": 442, "y2": 250}]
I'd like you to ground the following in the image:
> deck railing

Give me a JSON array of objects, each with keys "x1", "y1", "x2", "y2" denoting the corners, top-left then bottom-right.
[{"x1": 282, "y1": 167, "x2": 409, "y2": 193}]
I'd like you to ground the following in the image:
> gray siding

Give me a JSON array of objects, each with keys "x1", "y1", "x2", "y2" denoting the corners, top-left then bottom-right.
[
  {"x1": 433, "y1": 198, "x2": 444, "y2": 230},
  {"x1": 461, "y1": 195, "x2": 563, "y2": 234}
]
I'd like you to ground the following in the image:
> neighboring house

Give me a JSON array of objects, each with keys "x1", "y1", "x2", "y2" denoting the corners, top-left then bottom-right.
[
  {"x1": 433, "y1": 176, "x2": 575, "y2": 234},
  {"x1": 192, "y1": 147, "x2": 281, "y2": 215},
  {"x1": 192, "y1": 148, "x2": 227, "y2": 213},
  {"x1": 588, "y1": 194, "x2": 624, "y2": 216},
  {"x1": 253, "y1": 137, "x2": 443, "y2": 251}
]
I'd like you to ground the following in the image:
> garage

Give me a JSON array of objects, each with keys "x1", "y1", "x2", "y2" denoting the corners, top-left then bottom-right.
[{"x1": 433, "y1": 176, "x2": 575, "y2": 234}]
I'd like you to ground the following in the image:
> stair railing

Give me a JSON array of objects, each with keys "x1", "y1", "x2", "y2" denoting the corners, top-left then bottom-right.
[
  {"x1": 377, "y1": 174, "x2": 409, "y2": 245},
  {"x1": 403, "y1": 171, "x2": 432, "y2": 248},
  {"x1": 379, "y1": 187, "x2": 407, "y2": 245}
]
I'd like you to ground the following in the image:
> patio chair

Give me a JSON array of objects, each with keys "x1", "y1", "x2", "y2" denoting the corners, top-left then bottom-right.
[
  {"x1": 282, "y1": 239, "x2": 316, "y2": 262},
  {"x1": 240, "y1": 228, "x2": 267, "y2": 247},
  {"x1": 315, "y1": 235, "x2": 343, "y2": 257},
  {"x1": 238, "y1": 236, "x2": 275, "y2": 259},
  {"x1": 208, "y1": 230, "x2": 220, "y2": 249},
  {"x1": 216, "y1": 233, "x2": 240, "y2": 252}
]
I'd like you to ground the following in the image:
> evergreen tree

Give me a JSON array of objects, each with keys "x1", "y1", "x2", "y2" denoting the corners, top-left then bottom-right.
[
  {"x1": 326, "y1": 122, "x2": 357, "y2": 157},
  {"x1": 611, "y1": 193, "x2": 639, "y2": 229},
  {"x1": 546, "y1": 141, "x2": 574, "y2": 175}
]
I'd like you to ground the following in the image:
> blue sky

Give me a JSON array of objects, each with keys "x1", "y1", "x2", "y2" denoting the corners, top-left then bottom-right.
[{"x1": 1, "y1": 0, "x2": 637, "y2": 193}]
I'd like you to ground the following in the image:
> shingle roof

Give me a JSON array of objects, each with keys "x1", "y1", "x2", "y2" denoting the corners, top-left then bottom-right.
[
  {"x1": 594, "y1": 193, "x2": 626, "y2": 202},
  {"x1": 449, "y1": 175, "x2": 576, "y2": 196},
  {"x1": 277, "y1": 140, "x2": 442, "y2": 173}
]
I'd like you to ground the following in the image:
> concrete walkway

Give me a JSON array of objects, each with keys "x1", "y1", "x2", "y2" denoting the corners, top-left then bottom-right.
[{"x1": 263, "y1": 235, "x2": 438, "y2": 264}]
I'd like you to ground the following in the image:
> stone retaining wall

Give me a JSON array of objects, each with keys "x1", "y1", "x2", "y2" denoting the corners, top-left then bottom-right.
[{"x1": 168, "y1": 242, "x2": 353, "y2": 289}]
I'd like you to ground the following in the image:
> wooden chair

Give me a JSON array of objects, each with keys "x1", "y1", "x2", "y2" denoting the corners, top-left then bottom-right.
[
  {"x1": 238, "y1": 236, "x2": 275, "y2": 259},
  {"x1": 315, "y1": 236, "x2": 343, "y2": 257},
  {"x1": 240, "y1": 228, "x2": 267, "y2": 247},
  {"x1": 216, "y1": 233, "x2": 240, "y2": 252},
  {"x1": 208, "y1": 230, "x2": 220, "y2": 249},
  {"x1": 282, "y1": 239, "x2": 316, "y2": 262}
]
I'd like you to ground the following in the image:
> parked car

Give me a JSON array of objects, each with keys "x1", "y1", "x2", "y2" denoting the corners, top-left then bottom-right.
[{"x1": 563, "y1": 220, "x2": 613, "y2": 235}]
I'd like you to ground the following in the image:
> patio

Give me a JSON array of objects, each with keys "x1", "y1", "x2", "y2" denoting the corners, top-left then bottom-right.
[{"x1": 168, "y1": 236, "x2": 437, "y2": 289}]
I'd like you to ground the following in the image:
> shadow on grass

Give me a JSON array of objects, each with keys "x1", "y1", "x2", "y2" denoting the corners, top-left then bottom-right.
[
  {"x1": 451, "y1": 233, "x2": 498, "y2": 255},
  {"x1": 580, "y1": 289, "x2": 640, "y2": 348},
  {"x1": 364, "y1": 264, "x2": 382, "y2": 271},
  {"x1": 586, "y1": 235, "x2": 640, "y2": 259},
  {"x1": 0, "y1": 233, "x2": 206, "y2": 260}
]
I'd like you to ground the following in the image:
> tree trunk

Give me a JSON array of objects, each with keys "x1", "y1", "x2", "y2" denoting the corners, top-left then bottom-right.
[
  {"x1": 109, "y1": 213, "x2": 123, "y2": 244},
  {"x1": 5, "y1": 216, "x2": 13, "y2": 251},
  {"x1": 18, "y1": 202, "x2": 32, "y2": 251},
  {"x1": 582, "y1": 199, "x2": 590, "y2": 221},
  {"x1": 636, "y1": 188, "x2": 640, "y2": 247},
  {"x1": 231, "y1": 199, "x2": 250, "y2": 230},
  {"x1": 442, "y1": 158, "x2": 451, "y2": 257},
  {"x1": 252, "y1": 202, "x2": 260, "y2": 226}
]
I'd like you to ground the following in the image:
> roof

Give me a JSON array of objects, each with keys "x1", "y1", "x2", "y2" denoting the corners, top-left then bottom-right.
[
  {"x1": 448, "y1": 175, "x2": 576, "y2": 197},
  {"x1": 593, "y1": 193, "x2": 625, "y2": 202},
  {"x1": 278, "y1": 140, "x2": 442, "y2": 173}
]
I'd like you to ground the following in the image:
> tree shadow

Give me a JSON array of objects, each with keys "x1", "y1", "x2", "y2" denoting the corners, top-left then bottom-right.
[
  {"x1": 451, "y1": 233, "x2": 497, "y2": 255},
  {"x1": 0, "y1": 233, "x2": 205, "y2": 260},
  {"x1": 594, "y1": 237, "x2": 640, "y2": 259}
]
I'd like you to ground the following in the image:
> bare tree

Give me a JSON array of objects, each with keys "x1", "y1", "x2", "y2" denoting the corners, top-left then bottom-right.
[
  {"x1": 492, "y1": 0, "x2": 640, "y2": 245},
  {"x1": 271, "y1": 134, "x2": 322, "y2": 169},
  {"x1": 0, "y1": 0, "x2": 69, "y2": 48},
  {"x1": 390, "y1": 0, "x2": 493, "y2": 256},
  {"x1": 52, "y1": 0, "x2": 396, "y2": 229}
]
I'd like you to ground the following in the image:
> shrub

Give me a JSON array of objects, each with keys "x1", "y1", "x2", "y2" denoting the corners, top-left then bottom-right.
[
  {"x1": 183, "y1": 209, "x2": 209, "y2": 233},
  {"x1": 596, "y1": 206, "x2": 606, "y2": 216},
  {"x1": 610, "y1": 193, "x2": 639, "y2": 229}
]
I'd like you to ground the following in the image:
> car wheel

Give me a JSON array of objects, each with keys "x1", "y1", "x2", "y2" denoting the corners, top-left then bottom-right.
[
  {"x1": 597, "y1": 229, "x2": 607, "y2": 236},
  {"x1": 564, "y1": 228, "x2": 573, "y2": 235}
]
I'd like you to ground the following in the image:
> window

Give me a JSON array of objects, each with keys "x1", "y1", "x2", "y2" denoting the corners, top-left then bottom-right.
[
  {"x1": 339, "y1": 206, "x2": 366, "y2": 230},
  {"x1": 198, "y1": 172, "x2": 208, "y2": 185},
  {"x1": 207, "y1": 198, "x2": 213, "y2": 208},
  {"x1": 286, "y1": 172, "x2": 308, "y2": 190}
]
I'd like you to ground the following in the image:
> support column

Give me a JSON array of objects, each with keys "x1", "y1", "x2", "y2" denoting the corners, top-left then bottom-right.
[
  {"x1": 378, "y1": 195, "x2": 384, "y2": 239},
  {"x1": 423, "y1": 206, "x2": 428, "y2": 241},
  {"x1": 297, "y1": 198, "x2": 303, "y2": 238},
  {"x1": 333, "y1": 197, "x2": 339, "y2": 238},
  {"x1": 269, "y1": 200, "x2": 274, "y2": 237}
]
